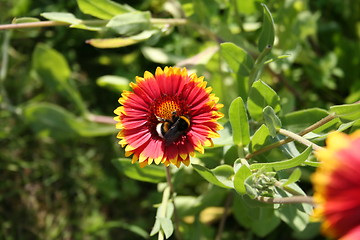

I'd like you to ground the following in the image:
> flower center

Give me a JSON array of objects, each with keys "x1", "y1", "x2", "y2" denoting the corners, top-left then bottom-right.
[{"x1": 155, "y1": 99, "x2": 181, "y2": 120}]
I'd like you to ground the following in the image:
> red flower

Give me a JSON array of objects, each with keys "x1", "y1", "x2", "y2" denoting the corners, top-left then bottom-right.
[
  {"x1": 311, "y1": 130, "x2": 360, "y2": 239},
  {"x1": 114, "y1": 67, "x2": 223, "y2": 168}
]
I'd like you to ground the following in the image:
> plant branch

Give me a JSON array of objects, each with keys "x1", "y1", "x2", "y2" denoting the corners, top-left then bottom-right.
[
  {"x1": 215, "y1": 192, "x2": 233, "y2": 240},
  {"x1": 0, "y1": 21, "x2": 69, "y2": 30},
  {"x1": 255, "y1": 196, "x2": 315, "y2": 205},
  {"x1": 88, "y1": 114, "x2": 117, "y2": 124},
  {"x1": 278, "y1": 128, "x2": 323, "y2": 151},
  {"x1": 165, "y1": 167, "x2": 182, "y2": 240},
  {"x1": 246, "y1": 113, "x2": 336, "y2": 159},
  {"x1": 0, "y1": 18, "x2": 188, "y2": 31}
]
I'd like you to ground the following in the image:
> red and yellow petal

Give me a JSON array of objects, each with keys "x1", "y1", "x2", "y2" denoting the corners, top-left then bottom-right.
[{"x1": 311, "y1": 130, "x2": 360, "y2": 239}]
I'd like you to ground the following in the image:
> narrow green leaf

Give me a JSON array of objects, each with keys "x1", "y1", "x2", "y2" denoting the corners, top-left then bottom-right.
[
  {"x1": 281, "y1": 108, "x2": 331, "y2": 133},
  {"x1": 41, "y1": 12, "x2": 104, "y2": 31},
  {"x1": 112, "y1": 158, "x2": 166, "y2": 183},
  {"x1": 77, "y1": 0, "x2": 134, "y2": 20},
  {"x1": 87, "y1": 30, "x2": 158, "y2": 48},
  {"x1": 41, "y1": 12, "x2": 81, "y2": 24},
  {"x1": 263, "y1": 106, "x2": 282, "y2": 136},
  {"x1": 249, "y1": 124, "x2": 272, "y2": 153},
  {"x1": 106, "y1": 11, "x2": 151, "y2": 35},
  {"x1": 330, "y1": 103, "x2": 360, "y2": 122},
  {"x1": 250, "y1": 146, "x2": 312, "y2": 171},
  {"x1": 13, "y1": 17, "x2": 40, "y2": 24},
  {"x1": 247, "y1": 80, "x2": 281, "y2": 121},
  {"x1": 282, "y1": 168, "x2": 302, "y2": 186},
  {"x1": 220, "y1": 42, "x2": 254, "y2": 75},
  {"x1": 192, "y1": 164, "x2": 234, "y2": 189},
  {"x1": 23, "y1": 103, "x2": 79, "y2": 140},
  {"x1": 233, "y1": 164, "x2": 252, "y2": 195},
  {"x1": 258, "y1": 3, "x2": 275, "y2": 51},
  {"x1": 220, "y1": 42, "x2": 254, "y2": 99},
  {"x1": 96, "y1": 75, "x2": 130, "y2": 92},
  {"x1": 233, "y1": 195, "x2": 281, "y2": 237},
  {"x1": 229, "y1": 97, "x2": 250, "y2": 146},
  {"x1": 32, "y1": 44, "x2": 86, "y2": 113}
]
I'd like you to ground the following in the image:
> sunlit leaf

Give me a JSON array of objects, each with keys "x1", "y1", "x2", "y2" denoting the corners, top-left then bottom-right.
[
  {"x1": 330, "y1": 102, "x2": 360, "y2": 122},
  {"x1": 87, "y1": 30, "x2": 158, "y2": 48},
  {"x1": 250, "y1": 146, "x2": 312, "y2": 171},
  {"x1": 77, "y1": 0, "x2": 134, "y2": 20},
  {"x1": 249, "y1": 124, "x2": 272, "y2": 153},
  {"x1": 229, "y1": 97, "x2": 250, "y2": 146},
  {"x1": 192, "y1": 164, "x2": 234, "y2": 189},
  {"x1": 263, "y1": 106, "x2": 282, "y2": 136},
  {"x1": 106, "y1": 11, "x2": 151, "y2": 35},
  {"x1": 96, "y1": 75, "x2": 130, "y2": 92},
  {"x1": 248, "y1": 80, "x2": 280, "y2": 121},
  {"x1": 233, "y1": 164, "x2": 252, "y2": 195},
  {"x1": 258, "y1": 3, "x2": 275, "y2": 51},
  {"x1": 282, "y1": 168, "x2": 302, "y2": 186},
  {"x1": 112, "y1": 158, "x2": 166, "y2": 183},
  {"x1": 220, "y1": 42, "x2": 254, "y2": 99}
]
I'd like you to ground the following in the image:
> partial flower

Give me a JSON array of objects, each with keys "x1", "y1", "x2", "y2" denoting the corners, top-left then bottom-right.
[
  {"x1": 114, "y1": 67, "x2": 223, "y2": 168},
  {"x1": 311, "y1": 130, "x2": 360, "y2": 240}
]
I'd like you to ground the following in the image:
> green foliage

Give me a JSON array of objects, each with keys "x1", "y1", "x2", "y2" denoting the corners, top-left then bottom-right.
[{"x1": 1, "y1": 0, "x2": 360, "y2": 240}]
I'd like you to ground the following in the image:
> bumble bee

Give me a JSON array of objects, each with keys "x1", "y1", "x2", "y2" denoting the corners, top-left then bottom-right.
[{"x1": 156, "y1": 114, "x2": 190, "y2": 145}]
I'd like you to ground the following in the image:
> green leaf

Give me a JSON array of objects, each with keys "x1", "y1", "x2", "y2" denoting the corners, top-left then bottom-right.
[
  {"x1": 23, "y1": 103, "x2": 115, "y2": 140},
  {"x1": 233, "y1": 195, "x2": 281, "y2": 237},
  {"x1": 263, "y1": 106, "x2": 282, "y2": 136},
  {"x1": 233, "y1": 164, "x2": 252, "y2": 195},
  {"x1": 141, "y1": 47, "x2": 183, "y2": 64},
  {"x1": 77, "y1": 0, "x2": 134, "y2": 20},
  {"x1": 32, "y1": 44, "x2": 86, "y2": 114},
  {"x1": 106, "y1": 11, "x2": 151, "y2": 35},
  {"x1": 86, "y1": 30, "x2": 158, "y2": 48},
  {"x1": 192, "y1": 164, "x2": 234, "y2": 189},
  {"x1": 258, "y1": 3, "x2": 275, "y2": 51},
  {"x1": 249, "y1": 124, "x2": 272, "y2": 153},
  {"x1": 41, "y1": 12, "x2": 81, "y2": 24},
  {"x1": 96, "y1": 75, "x2": 130, "y2": 92},
  {"x1": 282, "y1": 168, "x2": 302, "y2": 186},
  {"x1": 13, "y1": 17, "x2": 40, "y2": 24},
  {"x1": 158, "y1": 217, "x2": 174, "y2": 239},
  {"x1": 281, "y1": 108, "x2": 331, "y2": 133},
  {"x1": 112, "y1": 158, "x2": 166, "y2": 183},
  {"x1": 247, "y1": 80, "x2": 281, "y2": 121},
  {"x1": 250, "y1": 146, "x2": 312, "y2": 171},
  {"x1": 229, "y1": 97, "x2": 250, "y2": 146},
  {"x1": 330, "y1": 103, "x2": 360, "y2": 122},
  {"x1": 41, "y1": 12, "x2": 104, "y2": 31},
  {"x1": 220, "y1": 42, "x2": 254, "y2": 99}
]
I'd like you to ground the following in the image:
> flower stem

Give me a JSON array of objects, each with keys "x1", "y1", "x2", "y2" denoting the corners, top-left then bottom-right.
[
  {"x1": 246, "y1": 113, "x2": 336, "y2": 159},
  {"x1": 278, "y1": 128, "x2": 323, "y2": 151},
  {"x1": 165, "y1": 167, "x2": 182, "y2": 240},
  {"x1": 255, "y1": 196, "x2": 315, "y2": 205}
]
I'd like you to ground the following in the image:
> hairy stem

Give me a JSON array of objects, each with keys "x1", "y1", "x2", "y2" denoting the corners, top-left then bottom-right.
[
  {"x1": 246, "y1": 113, "x2": 336, "y2": 159},
  {"x1": 255, "y1": 196, "x2": 315, "y2": 205},
  {"x1": 278, "y1": 128, "x2": 323, "y2": 151},
  {"x1": 165, "y1": 167, "x2": 182, "y2": 240},
  {"x1": 0, "y1": 18, "x2": 187, "y2": 31}
]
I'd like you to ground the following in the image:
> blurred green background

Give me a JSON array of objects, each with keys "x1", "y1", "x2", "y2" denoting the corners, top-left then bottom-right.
[{"x1": 0, "y1": 0, "x2": 359, "y2": 239}]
